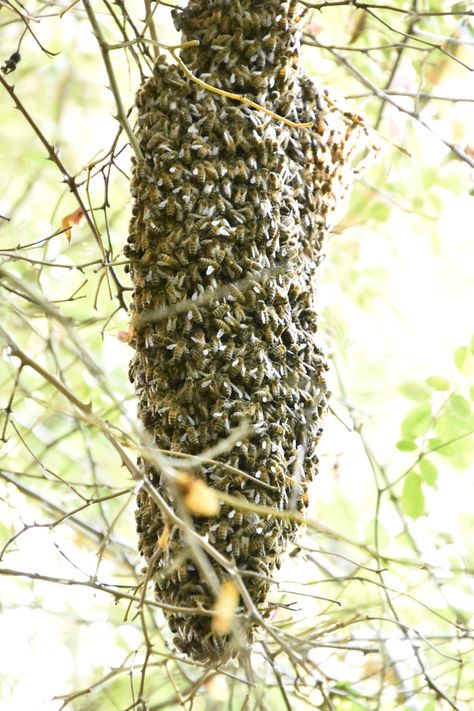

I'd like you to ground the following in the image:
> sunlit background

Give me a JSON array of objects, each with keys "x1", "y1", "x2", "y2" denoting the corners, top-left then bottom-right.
[{"x1": 1, "y1": 1, "x2": 473, "y2": 709}]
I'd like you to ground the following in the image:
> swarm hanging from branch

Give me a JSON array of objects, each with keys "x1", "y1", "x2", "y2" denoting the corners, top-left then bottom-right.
[{"x1": 127, "y1": 0, "x2": 374, "y2": 662}]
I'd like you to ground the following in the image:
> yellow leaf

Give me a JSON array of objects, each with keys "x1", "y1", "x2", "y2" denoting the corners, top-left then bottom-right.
[
  {"x1": 211, "y1": 580, "x2": 240, "y2": 635},
  {"x1": 177, "y1": 474, "x2": 220, "y2": 517},
  {"x1": 204, "y1": 674, "x2": 229, "y2": 702},
  {"x1": 158, "y1": 520, "x2": 170, "y2": 550}
]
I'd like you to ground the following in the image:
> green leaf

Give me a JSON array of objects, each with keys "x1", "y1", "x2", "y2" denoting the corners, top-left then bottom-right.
[
  {"x1": 421, "y1": 702, "x2": 436, "y2": 711},
  {"x1": 427, "y1": 437, "x2": 443, "y2": 451},
  {"x1": 426, "y1": 376, "x2": 450, "y2": 391},
  {"x1": 449, "y1": 394, "x2": 471, "y2": 418},
  {"x1": 370, "y1": 201, "x2": 390, "y2": 223},
  {"x1": 471, "y1": 334, "x2": 474, "y2": 355},
  {"x1": 399, "y1": 382, "x2": 431, "y2": 401},
  {"x1": 454, "y1": 346, "x2": 468, "y2": 371},
  {"x1": 396, "y1": 439, "x2": 418, "y2": 452},
  {"x1": 454, "y1": 346, "x2": 474, "y2": 375},
  {"x1": 470, "y1": 385, "x2": 474, "y2": 401},
  {"x1": 419, "y1": 459, "x2": 438, "y2": 487},
  {"x1": 402, "y1": 472, "x2": 425, "y2": 519},
  {"x1": 0, "y1": 522, "x2": 11, "y2": 544},
  {"x1": 401, "y1": 404, "x2": 433, "y2": 439}
]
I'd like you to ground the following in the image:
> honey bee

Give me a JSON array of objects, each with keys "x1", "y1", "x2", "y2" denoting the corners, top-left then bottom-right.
[
  {"x1": 167, "y1": 407, "x2": 180, "y2": 427},
  {"x1": 191, "y1": 307, "x2": 203, "y2": 325},
  {"x1": 157, "y1": 254, "x2": 179, "y2": 269},
  {"x1": 214, "y1": 194, "x2": 229, "y2": 216},
  {"x1": 198, "y1": 257, "x2": 219, "y2": 272},
  {"x1": 186, "y1": 426, "x2": 199, "y2": 447},
  {"x1": 179, "y1": 143, "x2": 192, "y2": 164},
  {"x1": 164, "y1": 283, "x2": 180, "y2": 304},
  {"x1": 203, "y1": 112, "x2": 216, "y2": 134},
  {"x1": 234, "y1": 509, "x2": 244, "y2": 527},
  {"x1": 222, "y1": 129, "x2": 236, "y2": 153},
  {"x1": 196, "y1": 143, "x2": 210, "y2": 159},
  {"x1": 177, "y1": 563, "x2": 188, "y2": 583},
  {"x1": 134, "y1": 158, "x2": 148, "y2": 181},
  {"x1": 216, "y1": 520, "x2": 229, "y2": 545},
  {"x1": 221, "y1": 177, "x2": 232, "y2": 199},
  {"x1": 172, "y1": 340, "x2": 187, "y2": 362},
  {"x1": 227, "y1": 357, "x2": 244, "y2": 378},
  {"x1": 229, "y1": 284, "x2": 245, "y2": 304},
  {"x1": 211, "y1": 303, "x2": 227, "y2": 319},
  {"x1": 214, "y1": 318, "x2": 232, "y2": 335},
  {"x1": 239, "y1": 536, "x2": 249, "y2": 559},
  {"x1": 159, "y1": 170, "x2": 175, "y2": 191},
  {"x1": 164, "y1": 197, "x2": 176, "y2": 218},
  {"x1": 262, "y1": 34, "x2": 277, "y2": 54},
  {"x1": 215, "y1": 415, "x2": 230, "y2": 435},
  {"x1": 183, "y1": 231, "x2": 198, "y2": 259},
  {"x1": 221, "y1": 342, "x2": 235, "y2": 363},
  {"x1": 232, "y1": 537, "x2": 240, "y2": 558},
  {"x1": 232, "y1": 31, "x2": 245, "y2": 53}
]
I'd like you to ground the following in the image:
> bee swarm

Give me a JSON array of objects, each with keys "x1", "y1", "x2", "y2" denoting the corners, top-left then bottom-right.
[{"x1": 127, "y1": 0, "x2": 371, "y2": 662}]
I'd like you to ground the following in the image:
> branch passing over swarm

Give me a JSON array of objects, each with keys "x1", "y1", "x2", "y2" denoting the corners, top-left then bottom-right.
[{"x1": 127, "y1": 0, "x2": 375, "y2": 662}]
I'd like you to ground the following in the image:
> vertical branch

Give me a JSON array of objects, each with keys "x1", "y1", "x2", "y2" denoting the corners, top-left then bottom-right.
[{"x1": 82, "y1": 0, "x2": 144, "y2": 161}]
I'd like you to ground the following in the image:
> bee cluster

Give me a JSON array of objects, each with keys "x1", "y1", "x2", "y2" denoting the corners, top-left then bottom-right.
[{"x1": 127, "y1": 0, "x2": 371, "y2": 661}]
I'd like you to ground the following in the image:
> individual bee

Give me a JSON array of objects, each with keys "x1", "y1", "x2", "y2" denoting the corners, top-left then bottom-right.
[
  {"x1": 171, "y1": 340, "x2": 186, "y2": 362},
  {"x1": 186, "y1": 426, "x2": 199, "y2": 447},
  {"x1": 134, "y1": 158, "x2": 148, "y2": 181},
  {"x1": 231, "y1": 537, "x2": 240, "y2": 558},
  {"x1": 157, "y1": 254, "x2": 179, "y2": 269},
  {"x1": 160, "y1": 171, "x2": 176, "y2": 191},
  {"x1": 177, "y1": 563, "x2": 189, "y2": 583},
  {"x1": 214, "y1": 194, "x2": 230, "y2": 216},
  {"x1": 239, "y1": 536, "x2": 249, "y2": 559},
  {"x1": 233, "y1": 185, "x2": 247, "y2": 206},
  {"x1": 216, "y1": 520, "x2": 229, "y2": 545},
  {"x1": 169, "y1": 432, "x2": 181, "y2": 452},
  {"x1": 166, "y1": 316, "x2": 177, "y2": 333},
  {"x1": 232, "y1": 508, "x2": 244, "y2": 527},
  {"x1": 222, "y1": 129, "x2": 236, "y2": 153},
  {"x1": 203, "y1": 112, "x2": 216, "y2": 135},
  {"x1": 164, "y1": 283, "x2": 181, "y2": 304},
  {"x1": 179, "y1": 143, "x2": 192, "y2": 164},
  {"x1": 190, "y1": 307, "x2": 203, "y2": 325},
  {"x1": 167, "y1": 406, "x2": 181, "y2": 427},
  {"x1": 221, "y1": 177, "x2": 232, "y2": 199},
  {"x1": 262, "y1": 33, "x2": 277, "y2": 55},
  {"x1": 232, "y1": 31, "x2": 245, "y2": 54},
  {"x1": 198, "y1": 257, "x2": 219, "y2": 272},
  {"x1": 215, "y1": 414, "x2": 230, "y2": 436},
  {"x1": 146, "y1": 133, "x2": 166, "y2": 152},
  {"x1": 199, "y1": 143, "x2": 212, "y2": 160},
  {"x1": 214, "y1": 318, "x2": 232, "y2": 335},
  {"x1": 211, "y1": 303, "x2": 227, "y2": 320},
  {"x1": 184, "y1": 231, "x2": 199, "y2": 259},
  {"x1": 146, "y1": 267, "x2": 163, "y2": 288}
]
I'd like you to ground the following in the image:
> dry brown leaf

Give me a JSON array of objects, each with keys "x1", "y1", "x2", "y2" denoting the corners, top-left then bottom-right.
[
  {"x1": 61, "y1": 207, "x2": 84, "y2": 242},
  {"x1": 211, "y1": 580, "x2": 240, "y2": 635},
  {"x1": 117, "y1": 325, "x2": 135, "y2": 343}
]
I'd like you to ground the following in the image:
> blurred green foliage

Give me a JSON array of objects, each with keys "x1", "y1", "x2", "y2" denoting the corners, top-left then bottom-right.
[{"x1": 1, "y1": 1, "x2": 473, "y2": 710}]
